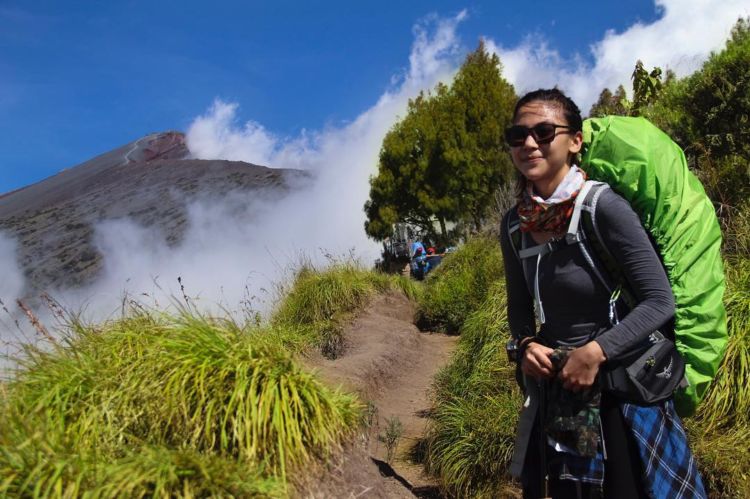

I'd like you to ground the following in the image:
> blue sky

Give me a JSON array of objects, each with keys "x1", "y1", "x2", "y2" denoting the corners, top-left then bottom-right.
[{"x1": 0, "y1": 1, "x2": 745, "y2": 194}]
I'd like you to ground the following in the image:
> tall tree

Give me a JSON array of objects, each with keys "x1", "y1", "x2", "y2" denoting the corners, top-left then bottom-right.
[
  {"x1": 440, "y1": 40, "x2": 517, "y2": 230},
  {"x1": 364, "y1": 86, "x2": 450, "y2": 242},
  {"x1": 364, "y1": 41, "x2": 517, "y2": 243}
]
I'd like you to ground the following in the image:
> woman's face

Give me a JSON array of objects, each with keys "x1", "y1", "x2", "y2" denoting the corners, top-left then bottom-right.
[{"x1": 509, "y1": 101, "x2": 583, "y2": 188}]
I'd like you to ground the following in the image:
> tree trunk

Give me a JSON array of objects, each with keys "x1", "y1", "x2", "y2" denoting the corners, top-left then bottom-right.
[{"x1": 439, "y1": 216, "x2": 448, "y2": 242}]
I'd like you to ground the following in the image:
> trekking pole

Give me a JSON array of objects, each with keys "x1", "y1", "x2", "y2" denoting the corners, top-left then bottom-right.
[{"x1": 538, "y1": 379, "x2": 551, "y2": 499}]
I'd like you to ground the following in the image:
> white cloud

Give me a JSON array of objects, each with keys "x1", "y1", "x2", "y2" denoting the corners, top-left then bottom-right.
[
  {"x1": 0, "y1": 233, "x2": 23, "y2": 305},
  {"x1": 43, "y1": 11, "x2": 468, "y2": 324},
  {"x1": 487, "y1": 0, "x2": 749, "y2": 113},
  {"x1": 186, "y1": 101, "x2": 278, "y2": 165},
  {"x1": 0, "y1": 232, "x2": 26, "y2": 356}
]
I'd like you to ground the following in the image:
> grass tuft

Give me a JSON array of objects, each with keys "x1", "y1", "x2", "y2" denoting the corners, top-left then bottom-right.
[
  {"x1": 0, "y1": 309, "x2": 361, "y2": 495},
  {"x1": 424, "y1": 280, "x2": 521, "y2": 497},
  {"x1": 271, "y1": 262, "x2": 419, "y2": 357},
  {"x1": 686, "y1": 256, "x2": 750, "y2": 497},
  {"x1": 695, "y1": 258, "x2": 750, "y2": 431},
  {"x1": 416, "y1": 236, "x2": 504, "y2": 333}
]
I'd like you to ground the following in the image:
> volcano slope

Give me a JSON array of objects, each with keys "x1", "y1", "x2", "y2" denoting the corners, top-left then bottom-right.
[
  {"x1": 0, "y1": 132, "x2": 308, "y2": 296},
  {"x1": 297, "y1": 291, "x2": 458, "y2": 498}
]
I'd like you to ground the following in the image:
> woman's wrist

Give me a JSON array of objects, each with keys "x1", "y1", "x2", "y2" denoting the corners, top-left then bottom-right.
[
  {"x1": 586, "y1": 340, "x2": 607, "y2": 365},
  {"x1": 518, "y1": 336, "x2": 540, "y2": 359},
  {"x1": 519, "y1": 336, "x2": 536, "y2": 348}
]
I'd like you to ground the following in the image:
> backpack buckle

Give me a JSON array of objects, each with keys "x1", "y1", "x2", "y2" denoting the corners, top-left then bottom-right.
[{"x1": 565, "y1": 232, "x2": 581, "y2": 245}]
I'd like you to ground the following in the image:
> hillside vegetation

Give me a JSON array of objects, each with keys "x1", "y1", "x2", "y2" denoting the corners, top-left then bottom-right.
[
  {"x1": 415, "y1": 235, "x2": 503, "y2": 333},
  {"x1": 0, "y1": 264, "x2": 415, "y2": 497}
]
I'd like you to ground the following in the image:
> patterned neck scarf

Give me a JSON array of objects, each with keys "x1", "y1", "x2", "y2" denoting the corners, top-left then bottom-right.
[{"x1": 517, "y1": 166, "x2": 587, "y2": 233}]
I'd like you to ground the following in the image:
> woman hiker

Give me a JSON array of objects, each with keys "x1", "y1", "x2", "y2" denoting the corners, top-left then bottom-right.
[{"x1": 499, "y1": 88, "x2": 707, "y2": 498}]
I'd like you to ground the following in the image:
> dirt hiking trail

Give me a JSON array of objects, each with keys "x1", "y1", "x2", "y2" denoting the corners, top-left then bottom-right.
[{"x1": 297, "y1": 292, "x2": 458, "y2": 498}]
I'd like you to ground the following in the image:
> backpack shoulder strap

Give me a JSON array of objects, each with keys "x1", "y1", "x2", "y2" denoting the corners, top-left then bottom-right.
[
  {"x1": 505, "y1": 208, "x2": 550, "y2": 324},
  {"x1": 575, "y1": 182, "x2": 639, "y2": 311},
  {"x1": 565, "y1": 180, "x2": 598, "y2": 244},
  {"x1": 566, "y1": 181, "x2": 615, "y2": 293},
  {"x1": 505, "y1": 209, "x2": 523, "y2": 264}
]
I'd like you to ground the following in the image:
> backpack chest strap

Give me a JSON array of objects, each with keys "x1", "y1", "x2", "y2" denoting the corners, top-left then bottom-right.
[{"x1": 518, "y1": 238, "x2": 567, "y2": 260}]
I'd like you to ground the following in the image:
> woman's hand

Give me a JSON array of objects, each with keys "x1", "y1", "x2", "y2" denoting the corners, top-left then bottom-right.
[
  {"x1": 558, "y1": 341, "x2": 607, "y2": 392},
  {"x1": 521, "y1": 342, "x2": 555, "y2": 380}
]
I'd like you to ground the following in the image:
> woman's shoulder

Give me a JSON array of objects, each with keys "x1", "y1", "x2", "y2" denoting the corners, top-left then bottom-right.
[
  {"x1": 591, "y1": 183, "x2": 637, "y2": 219},
  {"x1": 501, "y1": 205, "x2": 520, "y2": 226},
  {"x1": 587, "y1": 183, "x2": 649, "y2": 243},
  {"x1": 499, "y1": 205, "x2": 521, "y2": 251}
]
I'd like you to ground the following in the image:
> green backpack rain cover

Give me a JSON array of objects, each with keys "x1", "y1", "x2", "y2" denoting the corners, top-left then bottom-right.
[{"x1": 581, "y1": 116, "x2": 728, "y2": 417}]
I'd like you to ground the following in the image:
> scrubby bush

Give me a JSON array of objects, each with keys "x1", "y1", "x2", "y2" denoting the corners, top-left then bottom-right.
[
  {"x1": 0, "y1": 310, "x2": 361, "y2": 496},
  {"x1": 644, "y1": 18, "x2": 750, "y2": 209},
  {"x1": 424, "y1": 281, "x2": 521, "y2": 497},
  {"x1": 416, "y1": 236, "x2": 504, "y2": 332},
  {"x1": 271, "y1": 263, "x2": 419, "y2": 357},
  {"x1": 685, "y1": 256, "x2": 750, "y2": 497}
]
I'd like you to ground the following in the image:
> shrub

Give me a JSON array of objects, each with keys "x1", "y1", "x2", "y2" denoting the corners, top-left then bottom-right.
[
  {"x1": 0, "y1": 310, "x2": 361, "y2": 495},
  {"x1": 686, "y1": 256, "x2": 750, "y2": 497},
  {"x1": 645, "y1": 18, "x2": 750, "y2": 209},
  {"x1": 416, "y1": 236, "x2": 504, "y2": 333},
  {"x1": 424, "y1": 281, "x2": 521, "y2": 497},
  {"x1": 271, "y1": 263, "x2": 419, "y2": 357}
]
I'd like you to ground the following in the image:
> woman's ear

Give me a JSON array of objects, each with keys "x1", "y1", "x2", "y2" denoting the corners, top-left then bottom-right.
[{"x1": 568, "y1": 130, "x2": 583, "y2": 155}]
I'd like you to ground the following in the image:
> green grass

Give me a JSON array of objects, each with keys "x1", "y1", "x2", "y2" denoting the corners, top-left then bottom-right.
[
  {"x1": 271, "y1": 262, "x2": 419, "y2": 357},
  {"x1": 685, "y1": 256, "x2": 750, "y2": 497},
  {"x1": 694, "y1": 258, "x2": 750, "y2": 431},
  {"x1": 0, "y1": 309, "x2": 362, "y2": 497},
  {"x1": 687, "y1": 422, "x2": 750, "y2": 498},
  {"x1": 416, "y1": 236, "x2": 504, "y2": 333},
  {"x1": 424, "y1": 280, "x2": 521, "y2": 497},
  {"x1": 724, "y1": 201, "x2": 750, "y2": 260},
  {"x1": 0, "y1": 442, "x2": 281, "y2": 498}
]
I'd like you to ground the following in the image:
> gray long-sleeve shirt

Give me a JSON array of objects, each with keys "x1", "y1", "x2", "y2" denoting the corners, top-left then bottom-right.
[{"x1": 500, "y1": 187, "x2": 675, "y2": 361}]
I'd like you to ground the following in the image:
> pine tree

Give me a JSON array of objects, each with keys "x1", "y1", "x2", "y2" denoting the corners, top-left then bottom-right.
[{"x1": 364, "y1": 41, "x2": 517, "y2": 243}]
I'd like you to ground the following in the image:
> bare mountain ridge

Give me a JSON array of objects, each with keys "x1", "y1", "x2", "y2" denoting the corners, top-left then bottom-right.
[{"x1": 0, "y1": 131, "x2": 308, "y2": 295}]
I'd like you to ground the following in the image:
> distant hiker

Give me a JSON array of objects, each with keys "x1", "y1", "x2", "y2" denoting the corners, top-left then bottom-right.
[
  {"x1": 411, "y1": 241, "x2": 425, "y2": 258},
  {"x1": 500, "y1": 89, "x2": 707, "y2": 498}
]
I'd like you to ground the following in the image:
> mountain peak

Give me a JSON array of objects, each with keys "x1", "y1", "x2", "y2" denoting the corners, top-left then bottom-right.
[
  {"x1": 0, "y1": 131, "x2": 306, "y2": 295},
  {"x1": 123, "y1": 131, "x2": 189, "y2": 164}
]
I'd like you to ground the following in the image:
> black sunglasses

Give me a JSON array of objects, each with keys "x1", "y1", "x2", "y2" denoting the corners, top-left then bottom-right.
[{"x1": 504, "y1": 123, "x2": 573, "y2": 147}]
